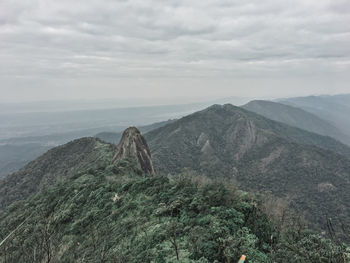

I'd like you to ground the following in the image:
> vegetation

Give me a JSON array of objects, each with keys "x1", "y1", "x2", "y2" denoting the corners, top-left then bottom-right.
[
  {"x1": 145, "y1": 104, "x2": 350, "y2": 240},
  {"x1": 0, "y1": 137, "x2": 115, "y2": 213},
  {"x1": 1, "y1": 162, "x2": 349, "y2": 262},
  {"x1": 1, "y1": 103, "x2": 350, "y2": 262}
]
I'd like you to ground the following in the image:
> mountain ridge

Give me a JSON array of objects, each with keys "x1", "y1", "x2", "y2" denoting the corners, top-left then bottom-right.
[
  {"x1": 243, "y1": 100, "x2": 350, "y2": 146},
  {"x1": 278, "y1": 94, "x2": 350, "y2": 136}
]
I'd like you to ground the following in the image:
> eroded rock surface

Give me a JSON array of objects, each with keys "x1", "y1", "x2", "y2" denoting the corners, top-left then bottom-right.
[{"x1": 112, "y1": 127, "x2": 155, "y2": 175}]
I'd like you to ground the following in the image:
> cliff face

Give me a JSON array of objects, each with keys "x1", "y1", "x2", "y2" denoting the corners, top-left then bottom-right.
[{"x1": 112, "y1": 127, "x2": 155, "y2": 175}]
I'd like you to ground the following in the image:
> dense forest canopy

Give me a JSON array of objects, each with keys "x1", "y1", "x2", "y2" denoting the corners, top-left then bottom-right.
[{"x1": 0, "y1": 160, "x2": 349, "y2": 262}]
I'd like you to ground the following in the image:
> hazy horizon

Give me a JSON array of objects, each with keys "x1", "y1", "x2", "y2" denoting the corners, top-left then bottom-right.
[
  {"x1": 0, "y1": 92, "x2": 349, "y2": 104},
  {"x1": 1, "y1": 92, "x2": 349, "y2": 115}
]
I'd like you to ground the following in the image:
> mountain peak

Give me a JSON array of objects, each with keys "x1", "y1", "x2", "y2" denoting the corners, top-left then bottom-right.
[{"x1": 112, "y1": 126, "x2": 155, "y2": 175}]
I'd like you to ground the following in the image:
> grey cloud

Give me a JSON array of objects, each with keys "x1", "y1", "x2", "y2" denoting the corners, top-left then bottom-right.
[{"x1": 0, "y1": 0, "x2": 349, "y2": 102}]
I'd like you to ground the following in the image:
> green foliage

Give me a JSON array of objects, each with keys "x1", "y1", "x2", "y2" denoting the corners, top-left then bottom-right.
[
  {"x1": 0, "y1": 137, "x2": 115, "y2": 213},
  {"x1": 0, "y1": 163, "x2": 348, "y2": 262},
  {"x1": 274, "y1": 230, "x2": 350, "y2": 263},
  {"x1": 145, "y1": 104, "x2": 350, "y2": 240}
]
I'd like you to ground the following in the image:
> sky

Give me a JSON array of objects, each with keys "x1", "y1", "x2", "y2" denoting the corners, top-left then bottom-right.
[{"x1": 0, "y1": 0, "x2": 349, "y2": 103}]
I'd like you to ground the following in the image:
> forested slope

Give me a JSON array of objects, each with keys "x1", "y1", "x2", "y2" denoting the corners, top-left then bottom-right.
[
  {"x1": 145, "y1": 104, "x2": 350, "y2": 237},
  {"x1": 0, "y1": 137, "x2": 114, "y2": 212},
  {"x1": 1, "y1": 161, "x2": 348, "y2": 262}
]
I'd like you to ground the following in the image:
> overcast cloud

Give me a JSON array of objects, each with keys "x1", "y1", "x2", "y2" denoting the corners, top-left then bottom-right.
[{"x1": 0, "y1": 0, "x2": 349, "y2": 102}]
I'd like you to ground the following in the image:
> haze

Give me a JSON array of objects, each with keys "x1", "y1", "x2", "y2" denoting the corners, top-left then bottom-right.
[{"x1": 1, "y1": 0, "x2": 349, "y2": 103}]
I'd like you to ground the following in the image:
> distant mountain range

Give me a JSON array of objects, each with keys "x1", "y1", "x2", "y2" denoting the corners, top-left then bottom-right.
[
  {"x1": 278, "y1": 94, "x2": 350, "y2": 137},
  {"x1": 243, "y1": 100, "x2": 350, "y2": 146}
]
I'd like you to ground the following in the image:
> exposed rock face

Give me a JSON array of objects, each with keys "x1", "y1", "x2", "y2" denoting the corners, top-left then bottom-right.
[{"x1": 112, "y1": 127, "x2": 155, "y2": 175}]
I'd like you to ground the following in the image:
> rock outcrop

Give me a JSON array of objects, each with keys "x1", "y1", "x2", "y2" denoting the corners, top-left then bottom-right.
[{"x1": 112, "y1": 127, "x2": 155, "y2": 175}]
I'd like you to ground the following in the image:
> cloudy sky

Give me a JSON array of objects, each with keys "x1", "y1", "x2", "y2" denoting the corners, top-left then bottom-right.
[{"x1": 0, "y1": 0, "x2": 349, "y2": 103}]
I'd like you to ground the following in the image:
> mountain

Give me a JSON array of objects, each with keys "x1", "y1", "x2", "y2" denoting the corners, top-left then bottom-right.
[
  {"x1": 243, "y1": 100, "x2": 350, "y2": 145},
  {"x1": 112, "y1": 127, "x2": 155, "y2": 175},
  {"x1": 2, "y1": 105, "x2": 350, "y2": 243},
  {"x1": 278, "y1": 94, "x2": 350, "y2": 136},
  {"x1": 0, "y1": 121, "x2": 349, "y2": 262},
  {"x1": 0, "y1": 137, "x2": 115, "y2": 213},
  {"x1": 145, "y1": 104, "x2": 350, "y2": 235},
  {"x1": 0, "y1": 158, "x2": 348, "y2": 262}
]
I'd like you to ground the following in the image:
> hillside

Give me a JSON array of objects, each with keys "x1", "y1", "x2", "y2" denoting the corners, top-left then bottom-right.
[
  {"x1": 145, "y1": 104, "x2": 350, "y2": 235},
  {"x1": 0, "y1": 122, "x2": 167, "y2": 212},
  {"x1": 1, "y1": 161, "x2": 348, "y2": 262},
  {"x1": 279, "y1": 94, "x2": 350, "y2": 136},
  {"x1": 0, "y1": 137, "x2": 114, "y2": 213},
  {"x1": 243, "y1": 100, "x2": 350, "y2": 145},
  {"x1": 0, "y1": 127, "x2": 126, "y2": 178}
]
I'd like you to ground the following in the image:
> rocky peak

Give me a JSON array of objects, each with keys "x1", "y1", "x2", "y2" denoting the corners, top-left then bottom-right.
[{"x1": 112, "y1": 127, "x2": 155, "y2": 175}]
